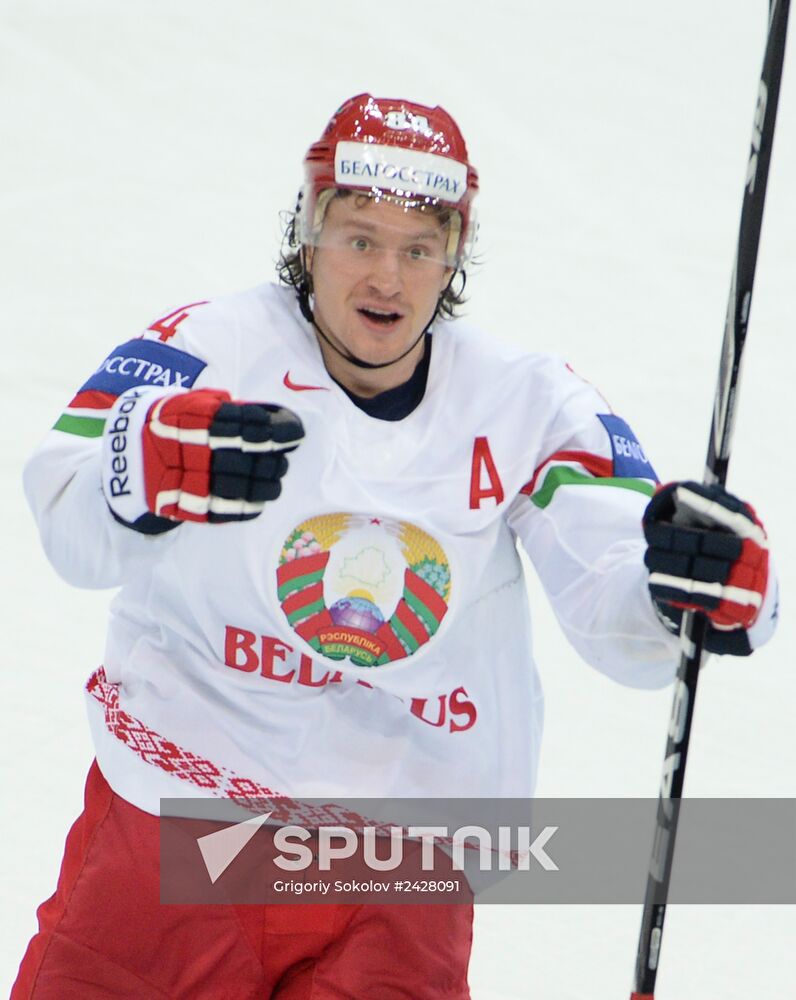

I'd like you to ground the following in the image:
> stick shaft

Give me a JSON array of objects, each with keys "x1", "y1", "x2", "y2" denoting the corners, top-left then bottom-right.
[{"x1": 632, "y1": 4, "x2": 790, "y2": 995}]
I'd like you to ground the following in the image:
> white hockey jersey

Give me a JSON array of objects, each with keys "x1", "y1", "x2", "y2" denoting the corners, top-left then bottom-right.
[{"x1": 25, "y1": 282, "x2": 695, "y2": 815}]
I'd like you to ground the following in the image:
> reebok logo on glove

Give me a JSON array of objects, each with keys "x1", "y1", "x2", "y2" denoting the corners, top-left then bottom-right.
[
  {"x1": 643, "y1": 481, "x2": 769, "y2": 656},
  {"x1": 105, "y1": 389, "x2": 147, "y2": 498},
  {"x1": 102, "y1": 387, "x2": 305, "y2": 534}
]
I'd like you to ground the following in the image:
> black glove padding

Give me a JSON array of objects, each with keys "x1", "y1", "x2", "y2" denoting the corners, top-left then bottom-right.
[
  {"x1": 206, "y1": 401, "x2": 304, "y2": 520},
  {"x1": 642, "y1": 480, "x2": 769, "y2": 656}
]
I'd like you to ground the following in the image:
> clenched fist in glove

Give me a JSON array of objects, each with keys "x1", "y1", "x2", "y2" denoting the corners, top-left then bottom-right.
[
  {"x1": 102, "y1": 386, "x2": 304, "y2": 533},
  {"x1": 642, "y1": 481, "x2": 770, "y2": 656}
]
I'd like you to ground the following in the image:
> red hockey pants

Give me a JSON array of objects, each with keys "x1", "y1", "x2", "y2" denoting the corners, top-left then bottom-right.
[{"x1": 12, "y1": 762, "x2": 473, "y2": 999}]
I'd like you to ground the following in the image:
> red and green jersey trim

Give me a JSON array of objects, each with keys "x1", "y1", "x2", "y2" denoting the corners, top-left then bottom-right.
[
  {"x1": 53, "y1": 412, "x2": 106, "y2": 438},
  {"x1": 54, "y1": 389, "x2": 118, "y2": 437},
  {"x1": 521, "y1": 449, "x2": 656, "y2": 510}
]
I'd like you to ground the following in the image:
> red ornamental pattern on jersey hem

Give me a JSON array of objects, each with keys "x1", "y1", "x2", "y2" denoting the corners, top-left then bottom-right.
[
  {"x1": 86, "y1": 667, "x2": 282, "y2": 808},
  {"x1": 276, "y1": 514, "x2": 452, "y2": 667},
  {"x1": 86, "y1": 667, "x2": 410, "y2": 831}
]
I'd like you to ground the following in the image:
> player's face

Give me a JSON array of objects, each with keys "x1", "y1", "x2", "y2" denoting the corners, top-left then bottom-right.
[{"x1": 307, "y1": 194, "x2": 453, "y2": 394}]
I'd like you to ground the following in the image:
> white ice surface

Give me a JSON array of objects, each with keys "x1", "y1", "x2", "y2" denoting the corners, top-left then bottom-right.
[{"x1": 1, "y1": 2, "x2": 794, "y2": 997}]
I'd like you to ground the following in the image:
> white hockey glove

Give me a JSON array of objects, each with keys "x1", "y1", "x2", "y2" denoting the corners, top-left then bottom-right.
[{"x1": 101, "y1": 386, "x2": 304, "y2": 534}]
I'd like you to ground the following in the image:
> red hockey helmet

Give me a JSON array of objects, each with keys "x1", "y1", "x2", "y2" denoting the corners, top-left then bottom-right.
[{"x1": 297, "y1": 93, "x2": 479, "y2": 267}]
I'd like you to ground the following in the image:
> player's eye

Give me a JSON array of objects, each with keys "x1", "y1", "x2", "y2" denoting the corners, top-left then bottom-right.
[
  {"x1": 406, "y1": 245, "x2": 431, "y2": 262},
  {"x1": 350, "y1": 236, "x2": 370, "y2": 252}
]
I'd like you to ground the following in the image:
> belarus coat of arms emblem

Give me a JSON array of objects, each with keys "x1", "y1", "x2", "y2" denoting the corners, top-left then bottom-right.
[{"x1": 277, "y1": 514, "x2": 452, "y2": 667}]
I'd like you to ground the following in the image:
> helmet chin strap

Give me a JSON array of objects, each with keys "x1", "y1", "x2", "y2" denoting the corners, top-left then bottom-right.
[
  {"x1": 309, "y1": 314, "x2": 430, "y2": 371},
  {"x1": 297, "y1": 269, "x2": 457, "y2": 372}
]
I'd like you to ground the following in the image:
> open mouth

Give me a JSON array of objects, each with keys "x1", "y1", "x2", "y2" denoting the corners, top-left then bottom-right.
[{"x1": 357, "y1": 307, "x2": 403, "y2": 327}]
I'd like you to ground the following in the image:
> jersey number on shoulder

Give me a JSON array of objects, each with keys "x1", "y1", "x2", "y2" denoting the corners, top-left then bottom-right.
[
  {"x1": 469, "y1": 436, "x2": 505, "y2": 509},
  {"x1": 148, "y1": 301, "x2": 209, "y2": 342}
]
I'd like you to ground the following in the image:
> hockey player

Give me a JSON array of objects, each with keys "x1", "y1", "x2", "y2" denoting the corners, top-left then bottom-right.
[{"x1": 14, "y1": 93, "x2": 776, "y2": 998}]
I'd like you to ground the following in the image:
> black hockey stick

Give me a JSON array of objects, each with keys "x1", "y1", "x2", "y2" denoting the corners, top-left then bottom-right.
[{"x1": 630, "y1": 3, "x2": 790, "y2": 998}]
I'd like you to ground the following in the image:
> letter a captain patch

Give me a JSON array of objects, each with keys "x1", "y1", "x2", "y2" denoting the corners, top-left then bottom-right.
[
  {"x1": 469, "y1": 436, "x2": 505, "y2": 509},
  {"x1": 597, "y1": 414, "x2": 659, "y2": 482}
]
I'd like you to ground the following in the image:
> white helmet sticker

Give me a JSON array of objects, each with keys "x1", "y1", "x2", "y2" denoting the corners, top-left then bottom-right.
[
  {"x1": 334, "y1": 141, "x2": 467, "y2": 204},
  {"x1": 384, "y1": 110, "x2": 432, "y2": 136}
]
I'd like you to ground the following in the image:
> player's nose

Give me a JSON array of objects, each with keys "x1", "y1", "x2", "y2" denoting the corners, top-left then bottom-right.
[{"x1": 366, "y1": 248, "x2": 404, "y2": 296}]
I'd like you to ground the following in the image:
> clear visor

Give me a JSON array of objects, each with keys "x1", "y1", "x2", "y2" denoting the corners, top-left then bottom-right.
[{"x1": 297, "y1": 187, "x2": 477, "y2": 269}]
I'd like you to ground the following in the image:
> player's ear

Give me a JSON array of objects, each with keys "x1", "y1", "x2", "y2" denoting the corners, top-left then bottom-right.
[{"x1": 440, "y1": 266, "x2": 456, "y2": 297}]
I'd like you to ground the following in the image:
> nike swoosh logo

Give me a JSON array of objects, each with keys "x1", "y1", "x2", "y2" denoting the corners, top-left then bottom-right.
[{"x1": 283, "y1": 371, "x2": 328, "y2": 392}]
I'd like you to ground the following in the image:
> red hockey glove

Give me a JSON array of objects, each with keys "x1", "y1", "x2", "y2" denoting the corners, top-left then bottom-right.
[
  {"x1": 102, "y1": 387, "x2": 304, "y2": 533},
  {"x1": 642, "y1": 481, "x2": 769, "y2": 656}
]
